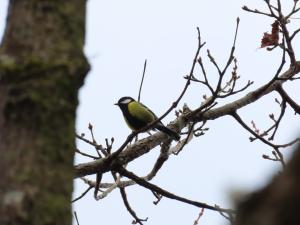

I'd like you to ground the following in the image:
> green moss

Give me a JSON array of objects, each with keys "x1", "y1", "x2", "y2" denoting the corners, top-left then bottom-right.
[
  {"x1": 31, "y1": 191, "x2": 71, "y2": 225},
  {"x1": 0, "y1": 54, "x2": 16, "y2": 70},
  {"x1": 1, "y1": 59, "x2": 78, "y2": 223},
  {"x1": 0, "y1": 1, "x2": 90, "y2": 224}
]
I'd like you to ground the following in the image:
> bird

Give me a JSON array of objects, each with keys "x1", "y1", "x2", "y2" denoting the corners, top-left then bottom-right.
[{"x1": 115, "y1": 96, "x2": 180, "y2": 141}]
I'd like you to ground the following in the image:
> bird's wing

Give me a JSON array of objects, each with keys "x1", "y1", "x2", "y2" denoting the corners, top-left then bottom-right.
[
  {"x1": 139, "y1": 102, "x2": 165, "y2": 128},
  {"x1": 128, "y1": 101, "x2": 156, "y2": 124},
  {"x1": 139, "y1": 102, "x2": 159, "y2": 120}
]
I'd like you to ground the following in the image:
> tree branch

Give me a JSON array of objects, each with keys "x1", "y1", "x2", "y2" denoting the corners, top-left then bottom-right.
[{"x1": 75, "y1": 62, "x2": 300, "y2": 178}]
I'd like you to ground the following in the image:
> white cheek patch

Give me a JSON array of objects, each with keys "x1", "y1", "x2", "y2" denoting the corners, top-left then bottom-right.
[{"x1": 121, "y1": 99, "x2": 132, "y2": 104}]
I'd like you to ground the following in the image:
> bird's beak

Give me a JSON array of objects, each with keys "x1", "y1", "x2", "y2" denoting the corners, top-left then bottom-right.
[{"x1": 114, "y1": 103, "x2": 119, "y2": 106}]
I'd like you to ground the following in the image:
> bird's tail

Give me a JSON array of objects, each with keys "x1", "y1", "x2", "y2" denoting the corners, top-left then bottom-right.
[{"x1": 156, "y1": 124, "x2": 180, "y2": 141}]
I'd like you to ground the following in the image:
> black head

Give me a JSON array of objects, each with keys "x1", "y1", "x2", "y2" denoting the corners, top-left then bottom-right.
[{"x1": 115, "y1": 96, "x2": 135, "y2": 107}]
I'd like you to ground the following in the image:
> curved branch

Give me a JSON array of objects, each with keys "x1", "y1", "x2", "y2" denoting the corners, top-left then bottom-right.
[
  {"x1": 277, "y1": 85, "x2": 300, "y2": 114},
  {"x1": 116, "y1": 166, "x2": 234, "y2": 214}
]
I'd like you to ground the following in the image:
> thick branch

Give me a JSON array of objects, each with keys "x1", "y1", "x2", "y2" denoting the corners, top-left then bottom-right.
[
  {"x1": 198, "y1": 62, "x2": 300, "y2": 121},
  {"x1": 75, "y1": 62, "x2": 300, "y2": 178}
]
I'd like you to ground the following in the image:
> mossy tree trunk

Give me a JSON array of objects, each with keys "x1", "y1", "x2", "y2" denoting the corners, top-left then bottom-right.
[{"x1": 0, "y1": 1, "x2": 89, "y2": 225}]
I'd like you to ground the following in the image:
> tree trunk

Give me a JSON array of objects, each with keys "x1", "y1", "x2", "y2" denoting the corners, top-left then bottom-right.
[{"x1": 0, "y1": 1, "x2": 89, "y2": 225}]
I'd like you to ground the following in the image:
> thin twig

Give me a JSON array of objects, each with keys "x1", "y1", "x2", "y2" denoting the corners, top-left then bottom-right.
[
  {"x1": 290, "y1": 27, "x2": 300, "y2": 41},
  {"x1": 74, "y1": 211, "x2": 80, "y2": 225},
  {"x1": 138, "y1": 59, "x2": 147, "y2": 102},
  {"x1": 217, "y1": 205, "x2": 235, "y2": 224},
  {"x1": 277, "y1": 85, "x2": 300, "y2": 114},
  {"x1": 191, "y1": 18, "x2": 240, "y2": 117},
  {"x1": 119, "y1": 187, "x2": 148, "y2": 224},
  {"x1": 72, "y1": 186, "x2": 93, "y2": 203},
  {"x1": 242, "y1": 6, "x2": 273, "y2": 17},
  {"x1": 75, "y1": 149, "x2": 99, "y2": 159},
  {"x1": 193, "y1": 208, "x2": 205, "y2": 225},
  {"x1": 110, "y1": 172, "x2": 147, "y2": 224},
  {"x1": 94, "y1": 172, "x2": 103, "y2": 199},
  {"x1": 231, "y1": 112, "x2": 286, "y2": 168},
  {"x1": 269, "y1": 100, "x2": 286, "y2": 140}
]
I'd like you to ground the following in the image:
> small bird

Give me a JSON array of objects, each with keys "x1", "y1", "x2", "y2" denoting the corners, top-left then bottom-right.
[{"x1": 115, "y1": 96, "x2": 180, "y2": 141}]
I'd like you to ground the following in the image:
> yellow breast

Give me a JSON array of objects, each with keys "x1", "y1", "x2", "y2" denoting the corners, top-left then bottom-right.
[{"x1": 127, "y1": 101, "x2": 155, "y2": 123}]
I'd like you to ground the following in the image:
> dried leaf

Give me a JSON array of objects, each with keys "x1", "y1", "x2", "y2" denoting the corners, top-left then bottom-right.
[{"x1": 261, "y1": 20, "x2": 280, "y2": 48}]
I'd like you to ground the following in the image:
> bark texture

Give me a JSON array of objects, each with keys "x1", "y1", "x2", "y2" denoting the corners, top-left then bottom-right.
[
  {"x1": 0, "y1": 1, "x2": 89, "y2": 225},
  {"x1": 235, "y1": 143, "x2": 300, "y2": 225}
]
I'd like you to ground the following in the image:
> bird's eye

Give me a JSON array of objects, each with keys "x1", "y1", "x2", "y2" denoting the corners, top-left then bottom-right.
[{"x1": 120, "y1": 99, "x2": 131, "y2": 104}]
